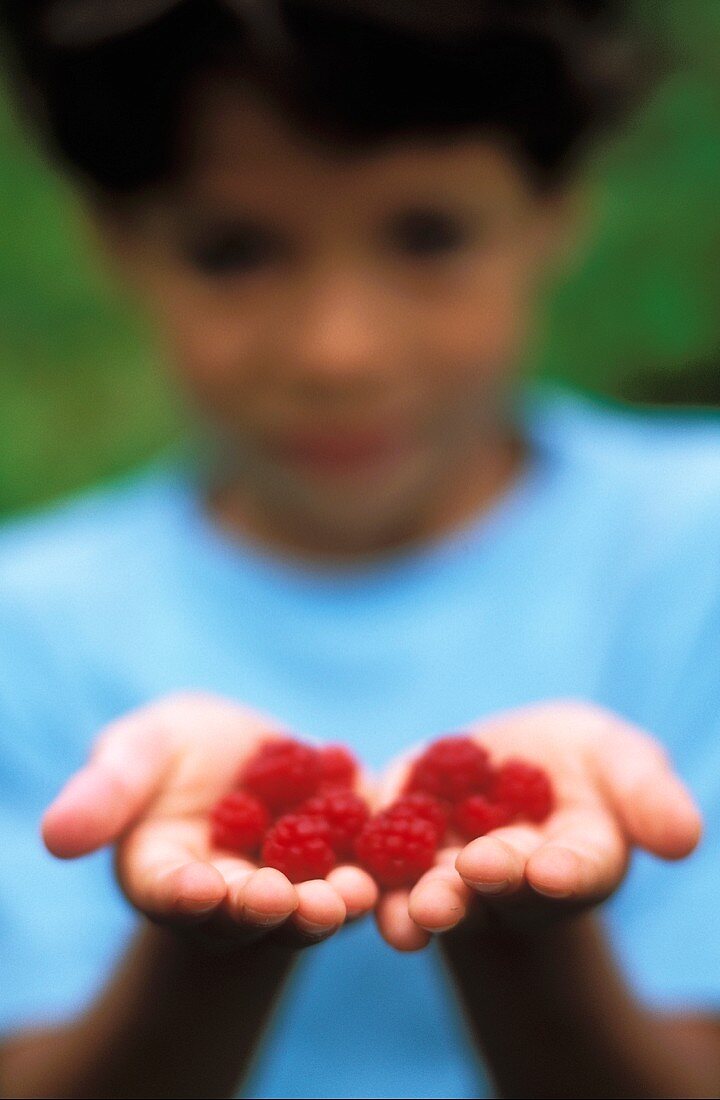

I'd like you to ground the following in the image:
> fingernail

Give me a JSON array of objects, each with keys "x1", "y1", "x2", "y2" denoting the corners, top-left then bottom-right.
[
  {"x1": 344, "y1": 909, "x2": 367, "y2": 922},
  {"x1": 243, "y1": 907, "x2": 289, "y2": 927},
  {"x1": 193, "y1": 900, "x2": 222, "y2": 914},
  {"x1": 294, "y1": 918, "x2": 336, "y2": 936},
  {"x1": 532, "y1": 884, "x2": 573, "y2": 899},
  {"x1": 466, "y1": 879, "x2": 509, "y2": 895}
]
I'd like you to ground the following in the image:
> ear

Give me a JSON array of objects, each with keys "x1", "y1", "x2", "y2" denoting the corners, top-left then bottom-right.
[
  {"x1": 537, "y1": 179, "x2": 597, "y2": 279},
  {"x1": 82, "y1": 197, "x2": 151, "y2": 286}
]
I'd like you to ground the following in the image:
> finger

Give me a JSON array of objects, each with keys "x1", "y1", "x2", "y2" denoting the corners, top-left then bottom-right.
[
  {"x1": 599, "y1": 733, "x2": 703, "y2": 859},
  {"x1": 291, "y1": 879, "x2": 347, "y2": 939},
  {"x1": 209, "y1": 855, "x2": 258, "y2": 893},
  {"x1": 116, "y1": 818, "x2": 225, "y2": 917},
  {"x1": 144, "y1": 860, "x2": 227, "y2": 919},
  {"x1": 408, "y1": 866, "x2": 474, "y2": 933},
  {"x1": 526, "y1": 807, "x2": 626, "y2": 901},
  {"x1": 455, "y1": 825, "x2": 543, "y2": 897},
  {"x1": 226, "y1": 866, "x2": 299, "y2": 929},
  {"x1": 376, "y1": 890, "x2": 432, "y2": 952},
  {"x1": 326, "y1": 865, "x2": 379, "y2": 920},
  {"x1": 42, "y1": 713, "x2": 174, "y2": 858}
]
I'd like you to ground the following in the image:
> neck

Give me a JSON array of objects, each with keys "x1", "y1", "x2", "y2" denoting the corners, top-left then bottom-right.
[{"x1": 204, "y1": 424, "x2": 527, "y2": 566}]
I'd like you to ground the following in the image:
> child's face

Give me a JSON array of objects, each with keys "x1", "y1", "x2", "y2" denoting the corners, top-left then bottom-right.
[{"x1": 106, "y1": 82, "x2": 574, "y2": 548}]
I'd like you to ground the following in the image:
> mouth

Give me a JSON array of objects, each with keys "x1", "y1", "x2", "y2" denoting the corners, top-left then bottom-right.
[{"x1": 271, "y1": 425, "x2": 410, "y2": 478}]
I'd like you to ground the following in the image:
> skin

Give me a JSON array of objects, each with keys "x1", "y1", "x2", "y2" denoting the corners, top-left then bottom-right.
[
  {"x1": 13, "y1": 695, "x2": 714, "y2": 1100},
  {"x1": 103, "y1": 81, "x2": 571, "y2": 559},
  {"x1": 375, "y1": 701, "x2": 702, "y2": 949},
  {"x1": 2, "y1": 85, "x2": 718, "y2": 1098},
  {"x1": 1, "y1": 695, "x2": 378, "y2": 1100},
  {"x1": 41, "y1": 694, "x2": 377, "y2": 937}
]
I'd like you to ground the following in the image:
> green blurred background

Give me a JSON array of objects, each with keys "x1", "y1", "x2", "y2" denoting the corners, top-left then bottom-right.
[{"x1": 1, "y1": 1, "x2": 719, "y2": 518}]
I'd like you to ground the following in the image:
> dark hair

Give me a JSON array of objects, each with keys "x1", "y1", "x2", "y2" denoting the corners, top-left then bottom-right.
[{"x1": 0, "y1": 1, "x2": 646, "y2": 195}]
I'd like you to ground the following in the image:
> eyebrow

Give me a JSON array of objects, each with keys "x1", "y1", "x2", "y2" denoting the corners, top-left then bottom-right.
[{"x1": 41, "y1": 0, "x2": 291, "y2": 52}]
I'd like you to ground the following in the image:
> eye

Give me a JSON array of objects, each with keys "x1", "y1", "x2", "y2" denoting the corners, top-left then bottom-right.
[
  {"x1": 385, "y1": 207, "x2": 473, "y2": 259},
  {"x1": 182, "y1": 223, "x2": 287, "y2": 275}
]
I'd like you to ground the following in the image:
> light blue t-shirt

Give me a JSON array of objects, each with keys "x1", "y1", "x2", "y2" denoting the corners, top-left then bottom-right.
[{"x1": 1, "y1": 387, "x2": 719, "y2": 1099}]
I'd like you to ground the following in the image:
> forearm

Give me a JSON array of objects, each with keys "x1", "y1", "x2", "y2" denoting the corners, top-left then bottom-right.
[
  {"x1": 442, "y1": 911, "x2": 720, "y2": 1099},
  {"x1": 0, "y1": 921, "x2": 295, "y2": 1100}
]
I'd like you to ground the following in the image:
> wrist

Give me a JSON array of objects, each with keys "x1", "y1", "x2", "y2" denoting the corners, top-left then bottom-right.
[
  {"x1": 139, "y1": 915, "x2": 297, "y2": 976},
  {"x1": 441, "y1": 906, "x2": 637, "y2": 1036},
  {"x1": 442, "y1": 903, "x2": 601, "y2": 965}
]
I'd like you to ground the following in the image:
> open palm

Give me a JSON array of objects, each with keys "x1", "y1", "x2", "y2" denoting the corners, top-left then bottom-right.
[
  {"x1": 42, "y1": 696, "x2": 700, "y2": 954},
  {"x1": 375, "y1": 702, "x2": 702, "y2": 951},
  {"x1": 42, "y1": 694, "x2": 378, "y2": 946}
]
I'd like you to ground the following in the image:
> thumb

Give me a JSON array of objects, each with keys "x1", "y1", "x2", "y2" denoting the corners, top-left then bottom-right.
[
  {"x1": 42, "y1": 711, "x2": 175, "y2": 859},
  {"x1": 599, "y1": 727, "x2": 703, "y2": 861}
]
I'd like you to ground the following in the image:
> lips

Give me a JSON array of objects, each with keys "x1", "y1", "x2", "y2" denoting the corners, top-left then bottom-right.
[{"x1": 273, "y1": 425, "x2": 407, "y2": 476}]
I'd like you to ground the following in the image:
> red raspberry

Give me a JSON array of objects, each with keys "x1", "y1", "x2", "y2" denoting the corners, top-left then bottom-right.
[
  {"x1": 317, "y1": 744, "x2": 358, "y2": 790},
  {"x1": 453, "y1": 795, "x2": 513, "y2": 840},
  {"x1": 261, "y1": 813, "x2": 336, "y2": 883},
  {"x1": 300, "y1": 790, "x2": 370, "y2": 860},
  {"x1": 355, "y1": 813, "x2": 438, "y2": 888},
  {"x1": 491, "y1": 760, "x2": 554, "y2": 823},
  {"x1": 241, "y1": 738, "x2": 321, "y2": 813},
  {"x1": 385, "y1": 792, "x2": 449, "y2": 843},
  {"x1": 405, "y1": 735, "x2": 491, "y2": 803},
  {"x1": 210, "y1": 791, "x2": 270, "y2": 856}
]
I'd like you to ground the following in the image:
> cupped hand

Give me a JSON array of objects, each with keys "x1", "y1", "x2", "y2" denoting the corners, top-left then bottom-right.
[
  {"x1": 374, "y1": 702, "x2": 702, "y2": 951},
  {"x1": 42, "y1": 693, "x2": 378, "y2": 948}
]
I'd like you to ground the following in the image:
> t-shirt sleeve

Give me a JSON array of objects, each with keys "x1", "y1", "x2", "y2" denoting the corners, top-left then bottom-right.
[
  {"x1": 0, "y1": 598, "x2": 136, "y2": 1037},
  {"x1": 604, "y1": 504, "x2": 720, "y2": 1013}
]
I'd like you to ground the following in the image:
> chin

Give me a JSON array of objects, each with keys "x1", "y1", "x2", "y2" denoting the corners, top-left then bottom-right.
[{"x1": 285, "y1": 466, "x2": 437, "y2": 557}]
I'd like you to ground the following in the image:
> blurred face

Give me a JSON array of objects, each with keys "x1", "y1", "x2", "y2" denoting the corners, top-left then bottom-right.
[{"x1": 105, "y1": 82, "x2": 574, "y2": 555}]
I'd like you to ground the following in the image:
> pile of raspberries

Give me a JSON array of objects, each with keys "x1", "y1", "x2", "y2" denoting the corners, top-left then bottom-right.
[{"x1": 210, "y1": 735, "x2": 553, "y2": 888}]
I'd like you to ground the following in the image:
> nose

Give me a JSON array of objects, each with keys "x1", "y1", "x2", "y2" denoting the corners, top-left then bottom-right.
[{"x1": 288, "y1": 266, "x2": 392, "y2": 383}]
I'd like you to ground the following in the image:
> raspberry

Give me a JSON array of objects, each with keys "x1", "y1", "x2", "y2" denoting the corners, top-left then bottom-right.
[
  {"x1": 210, "y1": 791, "x2": 270, "y2": 856},
  {"x1": 241, "y1": 738, "x2": 321, "y2": 813},
  {"x1": 453, "y1": 795, "x2": 513, "y2": 840},
  {"x1": 491, "y1": 760, "x2": 554, "y2": 823},
  {"x1": 405, "y1": 735, "x2": 491, "y2": 803},
  {"x1": 300, "y1": 790, "x2": 370, "y2": 860},
  {"x1": 385, "y1": 792, "x2": 449, "y2": 843},
  {"x1": 317, "y1": 744, "x2": 358, "y2": 790},
  {"x1": 355, "y1": 813, "x2": 438, "y2": 888},
  {"x1": 261, "y1": 813, "x2": 336, "y2": 883}
]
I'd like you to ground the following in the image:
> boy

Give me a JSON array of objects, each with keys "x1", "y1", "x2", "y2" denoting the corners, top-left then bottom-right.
[{"x1": 0, "y1": 2, "x2": 719, "y2": 1097}]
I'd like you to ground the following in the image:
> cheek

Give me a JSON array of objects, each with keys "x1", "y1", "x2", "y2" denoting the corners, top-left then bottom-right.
[
  {"x1": 424, "y1": 250, "x2": 540, "y2": 381},
  {"x1": 175, "y1": 317, "x2": 250, "y2": 386},
  {"x1": 150, "y1": 279, "x2": 263, "y2": 407}
]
